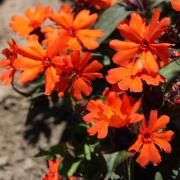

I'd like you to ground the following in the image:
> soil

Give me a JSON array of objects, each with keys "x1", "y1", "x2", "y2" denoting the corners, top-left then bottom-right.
[{"x1": 0, "y1": 0, "x2": 66, "y2": 179}]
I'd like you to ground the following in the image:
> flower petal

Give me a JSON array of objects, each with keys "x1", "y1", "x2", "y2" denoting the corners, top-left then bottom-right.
[
  {"x1": 87, "y1": 121, "x2": 109, "y2": 139},
  {"x1": 67, "y1": 37, "x2": 82, "y2": 50},
  {"x1": 45, "y1": 66, "x2": 59, "y2": 95},
  {"x1": 141, "y1": 51, "x2": 159, "y2": 74},
  {"x1": 9, "y1": 16, "x2": 33, "y2": 36},
  {"x1": 71, "y1": 77, "x2": 92, "y2": 100},
  {"x1": 153, "y1": 130, "x2": 174, "y2": 153},
  {"x1": 129, "y1": 76, "x2": 143, "y2": 92},
  {"x1": 141, "y1": 74, "x2": 164, "y2": 86},
  {"x1": 106, "y1": 67, "x2": 130, "y2": 84},
  {"x1": 106, "y1": 92, "x2": 122, "y2": 111},
  {"x1": 118, "y1": 23, "x2": 141, "y2": 43},
  {"x1": 17, "y1": 35, "x2": 45, "y2": 60},
  {"x1": 128, "y1": 134, "x2": 143, "y2": 152},
  {"x1": 111, "y1": 48, "x2": 139, "y2": 66},
  {"x1": 110, "y1": 40, "x2": 139, "y2": 51},
  {"x1": 76, "y1": 29, "x2": 103, "y2": 50},
  {"x1": 18, "y1": 65, "x2": 44, "y2": 83},
  {"x1": 150, "y1": 43, "x2": 171, "y2": 65},
  {"x1": 171, "y1": 0, "x2": 180, "y2": 11},
  {"x1": 149, "y1": 114, "x2": 170, "y2": 132},
  {"x1": 73, "y1": 10, "x2": 98, "y2": 30},
  {"x1": 50, "y1": 6, "x2": 73, "y2": 29},
  {"x1": 136, "y1": 143, "x2": 161, "y2": 167}
]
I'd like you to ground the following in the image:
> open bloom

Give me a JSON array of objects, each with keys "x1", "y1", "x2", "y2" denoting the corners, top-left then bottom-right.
[
  {"x1": 10, "y1": 5, "x2": 51, "y2": 36},
  {"x1": 0, "y1": 40, "x2": 18, "y2": 85},
  {"x1": 46, "y1": 5, "x2": 103, "y2": 50},
  {"x1": 55, "y1": 51, "x2": 103, "y2": 100},
  {"x1": 171, "y1": 0, "x2": 180, "y2": 11},
  {"x1": 110, "y1": 9, "x2": 171, "y2": 74},
  {"x1": 43, "y1": 158, "x2": 60, "y2": 180},
  {"x1": 106, "y1": 61, "x2": 164, "y2": 92},
  {"x1": 14, "y1": 30, "x2": 69, "y2": 95},
  {"x1": 83, "y1": 91, "x2": 144, "y2": 139},
  {"x1": 129, "y1": 110, "x2": 174, "y2": 167},
  {"x1": 81, "y1": 0, "x2": 115, "y2": 9}
]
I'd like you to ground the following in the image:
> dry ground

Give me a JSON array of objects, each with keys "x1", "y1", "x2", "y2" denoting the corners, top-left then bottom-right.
[{"x1": 0, "y1": 0, "x2": 66, "y2": 179}]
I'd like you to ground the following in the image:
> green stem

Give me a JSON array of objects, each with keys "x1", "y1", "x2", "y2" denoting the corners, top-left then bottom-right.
[{"x1": 67, "y1": 158, "x2": 83, "y2": 177}]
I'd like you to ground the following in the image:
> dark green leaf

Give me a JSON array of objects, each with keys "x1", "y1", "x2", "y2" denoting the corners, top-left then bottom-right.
[{"x1": 94, "y1": 4, "x2": 130, "y2": 43}]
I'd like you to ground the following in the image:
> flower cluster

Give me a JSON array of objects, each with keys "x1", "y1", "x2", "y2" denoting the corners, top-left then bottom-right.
[
  {"x1": 1, "y1": 4, "x2": 103, "y2": 100},
  {"x1": 106, "y1": 9, "x2": 171, "y2": 92},
  {"x1": 0, "y1": 0, "x2": 178, "y2": 178}
]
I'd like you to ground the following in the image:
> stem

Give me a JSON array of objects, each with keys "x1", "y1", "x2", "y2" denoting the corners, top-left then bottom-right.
[
  {"x1": 12, "y1": 81, "x2": 31, "y2": 97},
  {"x1": 124, "y1": 159, "x2": 131, "y2": 180},
  {"x1": 126, "y1": 159, "x2": 130, "y2": 180},
  {"x1": 127, "y1": 159, "x2": 131, "y2": 180},
  {"x1": 67, "y1": 158, "x2": 83, "y2": 177}
]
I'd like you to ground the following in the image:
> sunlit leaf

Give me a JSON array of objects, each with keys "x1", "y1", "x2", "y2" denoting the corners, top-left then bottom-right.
[
  {"x1": 103, "y1": 151, "x2": 130, "y2": 180},
  {"x1": 155, "y1": 172, "x2": 163, "y2": 180},
  {"x1": 151, "y1": 0, "x2": 169, "y2": 7},
  {"x1": 84, "y1": 144, "x2": 91, "y2": 161},
  {"x1": 94, "y1": 4, "x2": 130, "y2": 43},
  {"x1": 160, "y1": 60, "x2": 180, "y2": 81},
  {"x1": 67, "y1": 158, "x2": 83, "y2": 177}
]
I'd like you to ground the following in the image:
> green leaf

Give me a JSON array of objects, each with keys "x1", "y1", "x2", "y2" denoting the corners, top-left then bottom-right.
[
  {"x1": 103, "y1": 55, "x2": 111, "y2": 66},
  {"x1": 151, "y1": 0, "x2": 169, "y2": 7},
  {"x1": 67, "y1": 158, "x2": 83, "y2": 177},
  {"x1": 155, "y1": 172, "x2": 163, "y2": 180},
  {"x1": 160, "y1": 60, "x2": 180, "y2": 81},
  {"x1": 84, "y1": 144, "x2": 91, "y2": 161},
  {"x1": 94, "y1": 4, "x2": 130, "y2": 44},
  {"x1": 103, "y1": 151, "x2": 130, "y2": 180}
]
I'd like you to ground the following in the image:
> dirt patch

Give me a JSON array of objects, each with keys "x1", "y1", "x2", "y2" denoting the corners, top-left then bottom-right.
[{"x1": 0, "y1": 0, "x2": 66, "y2": 179}]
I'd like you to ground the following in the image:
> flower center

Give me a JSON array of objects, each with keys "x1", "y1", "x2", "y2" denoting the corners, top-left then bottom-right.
[
  {"x1": 67, "y1": 28, "x2": 75, "y2": 37},
  {"x1": 29, "y1": 20, "x2": 39, "y2": 28},
  {"x1": 104, "y1": 106, "x2": 115, "y2": 119},
  {"x1": 142, "y1": 131, "x2": 152, "y2": 143},
  {"x1": 140, "y1": 39, "x2": 149, "y2": 50},
  {"x1": 67, "y1": 71, "x2": 77, "y2": 84},
  {"x1": 144, "y1": 133, "x2": 150, "y2": 138},
  {"x1": 44, "y1": 57, "x2": 51, "y2": 67}
]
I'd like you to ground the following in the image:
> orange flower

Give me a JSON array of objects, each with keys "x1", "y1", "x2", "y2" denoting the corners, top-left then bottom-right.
[
  {"x1": 110, "y1": 9, "x2": 171, "y2": 73},
  {"x1": 0, "y1": 40, "x2": 18, "y2": 85},
  {"x1": 10, "y1": 5, "x2": 51, "y2": 36},
  {"x1": 14, "y1": 30, "x2": 69, "y2": 95},
  {"x1": 69, "y1": 177, "x2": 78, "y2": 180},
  {"x1": 83, "y1": 0, "x2": 115, "y2": 9},
  {"x1": 106, "y1": 61, "x2": 164, "y2": 92},
  {"x1": 83, "y1": 91, "x2": 144, "y2": 139},
  {"x1": 171, "y1": 0, "x2": 180, "y2": 11},
  {"x1": 43, "y1": 158, "x2": 61, "y2": 180},
  {"x1": 129, "y1": 110, "x2": 174, "y2": 167},
  {"x1": 46, "y1": 5, "x2": 103, "y2": 50},
  {"x1": 55, "y1": 51, "x2": 103, "y2": 100}
]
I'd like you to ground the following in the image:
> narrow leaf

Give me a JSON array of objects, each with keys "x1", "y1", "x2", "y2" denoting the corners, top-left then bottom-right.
[
  {"x1": 67, "y1": 158, "x2": 83, "y2": 177},
  {"x1": 94, "y1": 4, "x2": 130, "y2": 43}
]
